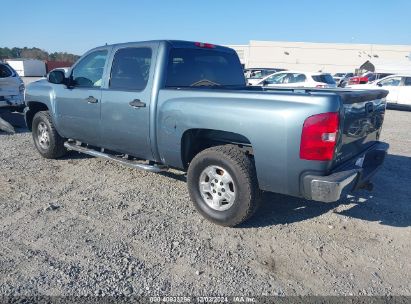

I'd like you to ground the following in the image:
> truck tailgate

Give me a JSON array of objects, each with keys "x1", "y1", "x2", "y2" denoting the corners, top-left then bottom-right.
[{"x1": 333, "y1": 89, "x2": 388, "y2": 167}]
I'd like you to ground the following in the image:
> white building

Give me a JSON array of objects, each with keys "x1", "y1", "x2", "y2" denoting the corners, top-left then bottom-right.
[
  {"x1": 5, "y1": 59, "x2": 46, "y2": 77},
  {"x1": 228, "y1": 40, "x2": 411, "y2": 73}
]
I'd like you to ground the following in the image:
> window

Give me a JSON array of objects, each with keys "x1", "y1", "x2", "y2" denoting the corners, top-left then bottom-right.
[
  {"x1": 378, "y1": 77, "x2": 401, "y2": 87},
  {"x1": 312, "y1": 74, "x2": 336, "y2": 84},
  {"x1": 71, "y1": 50, "x2": 108, "y2": 88},
  {"x1": 166, "y1": 48, "x2": 245, "y2": 87},
  {"x1": 0, "y1": 64, "x2": 13, "y2": 78},
  {"x1": 285, "y1": 73, "x2": 307, "y2": 84},
  {"x1": 404, "y1": 77, "x2": 411, "y2": 86},
  {"x1": 249, "y1": 70, "x2": 263, "y2": 79},
  {"x1": 110, "y1": 47, "x2": 152, "y2": 91},
  {"x1": 264, "y1": 73, "x2": 287, "y2": 84}
]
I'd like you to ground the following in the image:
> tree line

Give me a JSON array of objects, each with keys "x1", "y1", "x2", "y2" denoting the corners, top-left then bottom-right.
[{"x1": 0, "y1": 47, "x2": 80, "y2": 63}]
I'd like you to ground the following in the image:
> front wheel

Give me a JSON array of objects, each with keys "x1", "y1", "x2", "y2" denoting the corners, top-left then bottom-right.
[
  {"x1": 32, "y1": 111, "x2": 67, "y2": 159},
  {"x1": 187, "y1": 145, "x2": 260, "y2": 227}
]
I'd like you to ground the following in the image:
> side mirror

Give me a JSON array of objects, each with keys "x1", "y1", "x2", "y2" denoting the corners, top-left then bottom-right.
[
  {"x1": 262, "y1": 80, "x2": 269, "y2": 86},
  {"x1": 376, "y1": 82, "x2": 383, "y2": 87},
  {"x1": 47, "y1": 70, "x2": 66, "y2": 84}
]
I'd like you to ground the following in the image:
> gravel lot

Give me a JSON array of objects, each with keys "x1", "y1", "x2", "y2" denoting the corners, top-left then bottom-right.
[{"x1": 0, "y1": 109, "x2": 410, "y2": 297}]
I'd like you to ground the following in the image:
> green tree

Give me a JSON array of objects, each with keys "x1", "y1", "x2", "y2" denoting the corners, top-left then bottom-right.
[{"x1": 0, "y1": 46, "x2": 79, "y2": 63}]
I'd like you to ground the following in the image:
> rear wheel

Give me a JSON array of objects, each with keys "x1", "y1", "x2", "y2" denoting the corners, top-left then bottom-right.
[
  {"x1": 32, "y1": 111, "x2": 66, "y2": 159},
  {"x1": 187, "y1": 145, "x2": 260, "y2": 227}
]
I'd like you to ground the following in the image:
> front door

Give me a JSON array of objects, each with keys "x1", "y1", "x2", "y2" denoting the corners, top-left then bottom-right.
[
  {"x1": 55, "y1": 49, "x2": 109, "y2": 146},
  {"x1": 397, "y1": 77, "x2": 411, "y2": 106},
  {"x1": 376, "y1": 76, "x2": 402, "y2": 104},
  {"x1": 100, "y1": 44, "x2": 156, "y2": 160}
]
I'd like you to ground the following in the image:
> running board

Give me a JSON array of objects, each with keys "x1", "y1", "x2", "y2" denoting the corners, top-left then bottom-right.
[{"x1": 64, "y1": 142, "x2": 168, "y2": 173}]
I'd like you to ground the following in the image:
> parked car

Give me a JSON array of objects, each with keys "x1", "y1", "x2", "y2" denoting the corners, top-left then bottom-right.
[
  {"x1": 24, "y1": 40, "x2": 388, "y2": 227},
  {"x1": 255, "y1": 71, "x2": 337, "y2": 88},
  {"x1": 0, "y1": 62, "x2": 25, "y2": 110},
  {"x1": 347, "y1": 75, "x2": 411, "y2": 109},
  {"x1": 333, "y1": 72, "x2": 354, "y2": 87},
  {"x1": 347, "y1": 72, "x2": 393, "y2": 86},
  {"x1": 245, "y1": 68, "x2": 286, "y2": 85}
]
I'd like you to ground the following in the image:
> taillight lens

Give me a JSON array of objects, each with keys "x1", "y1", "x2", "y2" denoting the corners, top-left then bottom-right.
[
  {"x1": 300, "y1": 112, "x2": 339, "y2": 161},
  {"x1": 360, "y1": 77, "x2": 369, "y2": 84},
  {"x1": 349, "y1": 77, "x2": 359, "y2": 84},
  {"x1": 19, "y1": 83, "x2": 25, "y2": 93}
]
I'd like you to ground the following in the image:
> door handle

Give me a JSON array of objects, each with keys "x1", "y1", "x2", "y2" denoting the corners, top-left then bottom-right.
[
  {"x1": 129, "y1": 99, "x2": 146, "y2": 108},
  {"x1": 85, "y1": 96, "x2": 98, "y2": 104}
]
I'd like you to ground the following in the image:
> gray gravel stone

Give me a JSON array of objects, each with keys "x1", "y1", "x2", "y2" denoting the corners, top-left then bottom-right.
[{"x1": 0, "y1": 109, "x2": 410, "y2": 296}]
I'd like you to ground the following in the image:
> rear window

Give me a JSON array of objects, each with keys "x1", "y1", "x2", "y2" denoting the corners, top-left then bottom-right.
[
  {"x1": 110, "y1": 47, "x2": 152, "y2": 91},
  {"x1": 165, "y1": 48, "x2": 245, "y2": 87},
  {"x1": 312, "y1": 74, "x2": 336, "y2": 84},
  {"x1": 405, "y1": 77, "x2": 411, "y2": 86},
  {"x1": 0, "y1": 64, "x2": 13, "y2": 78},
  {"x1": 248, "y1": 70, "x2": 263, "y2": 79}
]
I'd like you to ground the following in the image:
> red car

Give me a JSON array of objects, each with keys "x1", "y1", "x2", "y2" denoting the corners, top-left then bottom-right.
[{"x1": 348, "y1": 72, "x2": 393, "y2": 85}]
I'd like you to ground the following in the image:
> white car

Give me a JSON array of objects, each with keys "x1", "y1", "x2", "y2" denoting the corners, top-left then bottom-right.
[
  {"x1": 347, "y1": 75, "x2": 411, "y2": 108},
  {"x1": 245, "y1": 68, "x2": 286, "y2": 86},
  {"x1": 254, "y1": 71, "x2": 337, "y2": 88},
  {"x1": 0, "y1": 63, "x2": 25, "y2": 110}
]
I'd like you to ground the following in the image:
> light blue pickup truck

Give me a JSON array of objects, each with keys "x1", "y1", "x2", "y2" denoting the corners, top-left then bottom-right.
[{"x1": 24, "y1": 40, "x2": 389, "y2": 226}]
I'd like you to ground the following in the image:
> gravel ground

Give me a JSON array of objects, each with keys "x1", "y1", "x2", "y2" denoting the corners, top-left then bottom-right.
[{"x1": 0, "y1": 109, "x2": 410, "y2": 297}]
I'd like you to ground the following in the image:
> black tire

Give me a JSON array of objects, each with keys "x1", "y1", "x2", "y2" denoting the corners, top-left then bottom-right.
[
  {"x1": 32, "y1": 111, "x2": 66, "y2": 159},
  {"x1": 187, "y1": 145, "x2": 260, "y2": 227}
]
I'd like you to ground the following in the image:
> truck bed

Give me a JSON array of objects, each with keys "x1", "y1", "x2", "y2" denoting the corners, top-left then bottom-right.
[{"x1": 157, "y1": 86, "x2": 388, "y2": 197}]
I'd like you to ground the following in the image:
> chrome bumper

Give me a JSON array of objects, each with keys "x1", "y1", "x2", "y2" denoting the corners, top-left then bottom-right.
[{"x1": 302, "y1": 142, "x2": 389, "y2": 203}]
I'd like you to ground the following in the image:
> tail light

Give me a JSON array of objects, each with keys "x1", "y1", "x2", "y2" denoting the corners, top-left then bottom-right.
[
  {"x1": 359, "y1": 77, "x2": 369, "y2": 84},
  {"x1": 195, "y1": 42, "x2": 215, "y2": 49},
  {"x1": 19, "y1": 83, "x2": 25, "y2": 94},
  {"x1": 349, "y1": 76, "x2": 368, "y2": 85},
  {"x1": 300, "y1": 112, "x2": 339, "y2": 161},
  {"x1": 349, "y1": 77, "x2": 359, "y2": 85}
]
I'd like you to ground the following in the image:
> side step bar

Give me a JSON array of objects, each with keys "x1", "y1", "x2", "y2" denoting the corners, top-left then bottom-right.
[{"x1": 64, "y1": 142, "x2": 168, "y2": 173}]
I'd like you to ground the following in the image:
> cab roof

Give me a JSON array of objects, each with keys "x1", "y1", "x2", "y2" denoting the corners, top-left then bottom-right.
[{"x1": 94, "y1": 40, "x2": 235, "y2": 53}]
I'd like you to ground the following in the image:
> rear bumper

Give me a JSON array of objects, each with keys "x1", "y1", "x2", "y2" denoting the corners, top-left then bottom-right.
[{"x1": 302, "y1": 142, "x2": 389, "y2": 202}]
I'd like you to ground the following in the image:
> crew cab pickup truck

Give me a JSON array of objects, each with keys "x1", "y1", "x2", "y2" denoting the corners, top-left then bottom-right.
[{"x1": 24, "y1": 40, "x2": 389, "y2": 227}]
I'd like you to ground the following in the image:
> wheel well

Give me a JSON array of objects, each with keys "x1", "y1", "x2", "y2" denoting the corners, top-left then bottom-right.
[
  {"x1": 26, "y1": 102, "x2": 49, "y2": 131},
  {"x1": 181, "y1": 129, "x2": 253, "y2": 169}
]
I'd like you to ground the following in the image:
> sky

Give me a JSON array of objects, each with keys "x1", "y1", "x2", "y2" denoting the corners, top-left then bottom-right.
[{"x1": 2, "y1": 0, "x2": 411, "y2": 55}]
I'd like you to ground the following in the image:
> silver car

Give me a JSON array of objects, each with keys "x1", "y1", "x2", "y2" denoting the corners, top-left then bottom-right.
[{"x1": 0, "y1": 63, "x2": 25, "y2": 110}]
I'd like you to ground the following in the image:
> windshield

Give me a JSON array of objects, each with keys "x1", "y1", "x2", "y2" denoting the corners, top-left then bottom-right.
[{"x1": 165, "y1": 48, "x2": 245, "y2": 87}]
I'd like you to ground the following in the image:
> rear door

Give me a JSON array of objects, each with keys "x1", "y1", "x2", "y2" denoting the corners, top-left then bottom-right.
[
  {"x1": 100, "y1": 42, "x2": 157, "y2": 160},
  {"x1": 375, "y1": 76, "x2": 402, "y2": 103},
  {"x1": 284, "y1": 73, "x2": 307, "y2": 87},
  {"x1": 264, "y1": 72, "x2": 288, "y2": 87},
  {"x1": 397, "y1": 77, "x2": 411, "y2": 106},
  {"x1": 55, "y1": 48, "x2": 109, "y2": 145}
]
